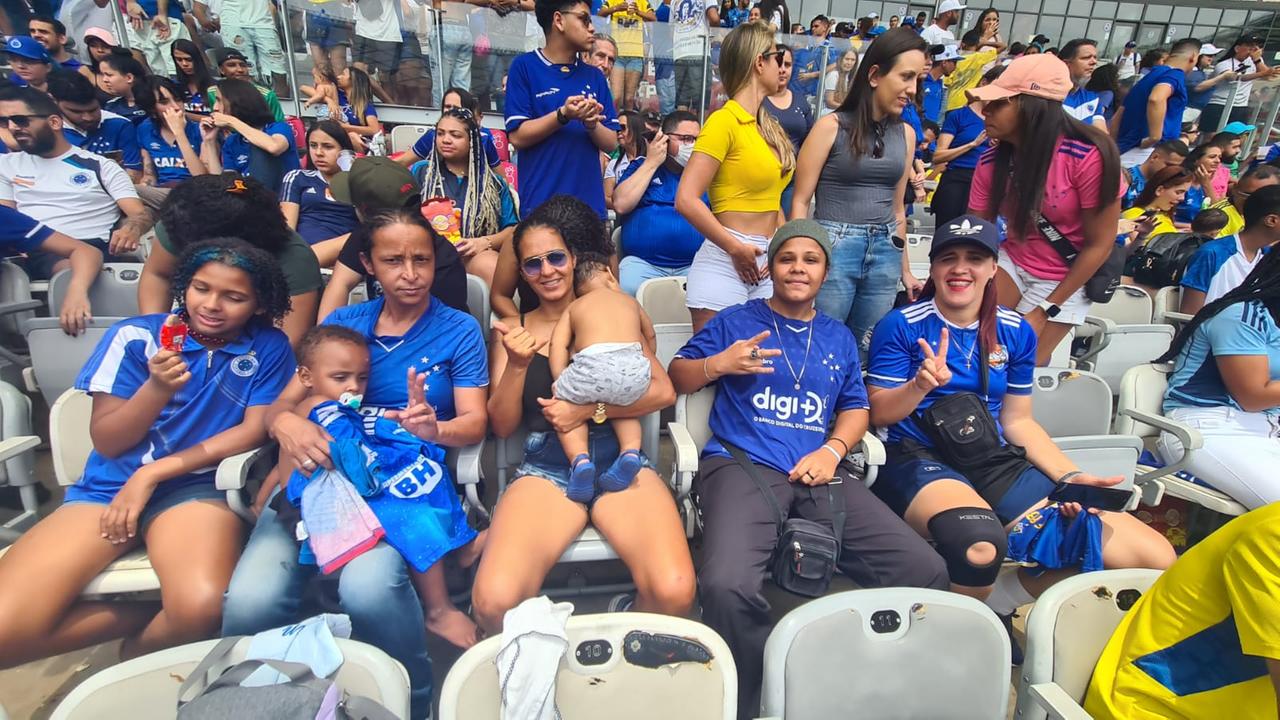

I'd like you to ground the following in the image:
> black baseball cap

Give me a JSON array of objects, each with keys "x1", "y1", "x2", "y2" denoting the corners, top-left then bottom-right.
[
  {"x1": 213, "y1": 47, "x2": 251, "y2": 66},
  {"x1": 929, "y1": 215, "x2": 1000, "y2": 259}
]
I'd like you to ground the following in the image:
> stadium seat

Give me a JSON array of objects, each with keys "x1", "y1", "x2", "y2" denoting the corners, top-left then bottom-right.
[
  {"x1": 389, "y1": 123, "x2": 430, "y2": 156},
  {"x1": 439, "y1": 612, "x2": 736, "y2": 720},
  {"x1": 636, "y1": 276, "x2": 690, "y2": 324},
  {"x1": 1114, "y1": 364, "x2": 1245, "y2": 516},
  {"x1": 466, "y1": 273, "x2": 491, "y2": 337},
  {"x1": 1075, "y1": 316, "x2": 1174, "y2": 394},
  {"x1": 49, "y1": 635, "x2": 410, "y2": 720},
  {"x1": 0, "y1": 261, "x2": 41, "y2": 365},
  {"x1": 757, "y1": 589, "x2": 1010, "y2": 720},
  {"x1": 0, "y1": 389, "x2": 274, "y2": 596},
  {"x1": 904, "y1": 232, "x2": 932, "y2": 265},
  {"x1": 48, "y1": 263, "x2": 144, "y2": 319},
  {"x1": 0, "y1": 380, "x2": 39, "y2": 541},
  {"x1": 1016, "y1": 568, "x2": 1163, "y2": 720},
  {"x1": 22, "y1": 317, "x2": 117, "y2": 407},
  {"x1": 1151, "y1": 285, "x2": 1191, "y2": 327}
]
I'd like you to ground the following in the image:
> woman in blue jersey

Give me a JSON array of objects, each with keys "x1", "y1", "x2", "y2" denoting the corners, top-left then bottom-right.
[
  {"x1": 1154, "y1": 243, "x2": 1280, "y2": 509},
  {"x1": 669, "y1": 218, "x2": 947, "y2": 713},
  {"x1": 99, "y1": 50, "x2": 150, "y2": 126},
  {"x1": 865, "y1": 215, "x2": 1174, "y2": 638},
  {"x1": 199, "y1": 78, "x2": 300, "y2": 190},
  {"x1": 137, "y1": 77, "x2": 207, "y2": 188},
  {"x1": 472, "y1": 196, "x2": 694, "y2": 636},
  {"x1": 223, "y1": 208, "x2": 488, "y2": 717},
  {"x1": 171, "y1": 39, "x2": 213, "y2": 117},
  {"x1": 929, "y1": 65, "x2": 1000, "y2": 225},
  {"x1": 280, "y1": 120, "x2": 359, "y2": 268},
  {"x1": 0, "y1": 239, "x2": 294, "y2": 669}
]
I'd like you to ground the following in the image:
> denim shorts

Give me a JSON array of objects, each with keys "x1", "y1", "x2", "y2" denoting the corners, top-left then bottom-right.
[
  {"x1": 64, "y1": 481, "x2": 228, "y2": 529},
  {"x1": 873, "y1": 455, "x2": 1056, "y2": 526},
  {"x1": 617, "y1": 56, "x2": 644, "y2": 73},
  {"x1": 514, "y1": 425, "x2": 654, "y2": 497}
]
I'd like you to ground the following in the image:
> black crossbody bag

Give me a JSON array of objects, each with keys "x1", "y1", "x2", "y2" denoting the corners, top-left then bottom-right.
[
  {"x1": 1037, "y1": 212, "x2": 1126, "y2": 304},
  {"x1": 722, "y1": 441, "x2": 846, "y2": 598},
  {"x1": 912, "y1": 348, "x2": 1004, "y2": 472}
]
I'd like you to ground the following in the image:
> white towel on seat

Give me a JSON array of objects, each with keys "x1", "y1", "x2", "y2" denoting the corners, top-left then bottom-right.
[
  {"x1": 496, "y1": 596, "x2": 574, "y2": 720},
  {"x1": 243, "y1": 613, "x2": 352, "y2": 686}
]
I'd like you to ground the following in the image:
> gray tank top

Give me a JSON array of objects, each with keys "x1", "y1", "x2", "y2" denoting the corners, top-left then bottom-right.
[{"x1": 814, "y1": 115, "x2": 907, "y2": 226}]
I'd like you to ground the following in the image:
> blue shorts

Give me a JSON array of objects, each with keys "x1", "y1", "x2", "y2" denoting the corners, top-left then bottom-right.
[
  {"x1": 514, "y1": 425, "x2": 653, "y2": 499},
  {"x1": 873, "y1": 455, "x2": 1056, "y2": 526},
  {"x1": 63, "y1": 481, "x2": 228, "y2": 528},
  {"x1": 617, "y1": 56, "x2": 644, "y2": 73}
]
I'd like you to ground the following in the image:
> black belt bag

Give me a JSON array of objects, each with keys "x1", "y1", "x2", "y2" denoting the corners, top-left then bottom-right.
[
  {"x1": 1037, "y1": 212, "x2": 1125, "y2": 304},
  {"x1": 914, "y1": 391, "x2": 1004, "y2": 471},
  {"x1": 723, "y1": 441, "x2": 845, "y2": 598}
]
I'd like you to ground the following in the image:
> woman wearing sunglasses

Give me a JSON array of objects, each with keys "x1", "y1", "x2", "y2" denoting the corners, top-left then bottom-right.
[
  {"x1": 472, "y1": 195, "x2": 695, "y2": 635},
  {"x1": 676, "y1": 21, "x2": 796, "y2": 333},
  {"x1": 790, "y1": 27, "x2": 928, "y2": 358}
]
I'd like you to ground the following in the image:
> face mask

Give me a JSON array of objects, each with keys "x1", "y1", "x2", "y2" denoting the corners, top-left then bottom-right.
[
  {"x1": 674, "y1": 142, "x2": 694, "y2": 167},
  {"x1": 339, "y1": 391, "x2": 363, "y2": 410}
]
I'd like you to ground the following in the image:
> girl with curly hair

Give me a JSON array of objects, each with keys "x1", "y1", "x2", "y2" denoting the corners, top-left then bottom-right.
[
  {"x1": 472, "y1": 195, "x2": 695, "y2": 635},
  {"x1": 141, "y1": 174, "x2": 324, "y2": 346},
  {"x1": 0, "y1": 239, "x2": 295, "y2": 669}
]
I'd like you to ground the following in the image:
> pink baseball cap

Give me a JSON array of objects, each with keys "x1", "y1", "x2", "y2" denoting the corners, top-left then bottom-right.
[
  {"x1": 83, "y1": 27, "x2": 118, "y2": 46},
  {"x1": 967, "y1": 53, "x2": 1071, "y2": 103}
]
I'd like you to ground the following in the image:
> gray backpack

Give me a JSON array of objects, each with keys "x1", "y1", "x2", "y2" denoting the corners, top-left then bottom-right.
[{"x1": 177, "y1": 637, "x2": 400, "y2": 720}]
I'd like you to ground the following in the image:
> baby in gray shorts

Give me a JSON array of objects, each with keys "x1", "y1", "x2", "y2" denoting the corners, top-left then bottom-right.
[{"x1": 551, "y1": 260, "x2": 655, "y2": 503}]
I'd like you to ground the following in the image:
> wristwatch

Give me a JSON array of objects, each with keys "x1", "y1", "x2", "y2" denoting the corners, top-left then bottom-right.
[
  {"x1": 556, "y1": 107, "x2": 570, "y2": 125},
  {"x1": 1036, "y1": 299, "x2": 1062, "y2": 318},
  {"x1": 592, "y1": 402, "x2": 608, "y2": 424}
]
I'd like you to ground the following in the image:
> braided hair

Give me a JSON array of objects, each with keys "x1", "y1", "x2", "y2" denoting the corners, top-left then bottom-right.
[
  {"x1": 171, "y1": 238, "x2": 292, "y2": 326},
  {"x1": 417, "y1": 107, "x2": 504, "y2": 239},
  {"x1": 1157, "y1": 242, "x2": 1280, "y2": 363}
]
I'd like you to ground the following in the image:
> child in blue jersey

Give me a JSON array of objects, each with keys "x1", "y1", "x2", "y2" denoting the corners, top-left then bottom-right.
[
  {"x1": 0, "y1": 238, "x2": 294, "y2": 669},
  {"x1": 1, "y1": 204, "x2": 102, "y2": 335},
  {"x1": 865, "y1": 215, "x2": 1175, "y2": 656},
  {"x1": 137, "y1": 77, "x2": 207, "y2": 187}
]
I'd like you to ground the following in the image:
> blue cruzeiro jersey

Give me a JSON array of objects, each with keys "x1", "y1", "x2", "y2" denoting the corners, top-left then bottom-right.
[
  {"x1": 322, "y1": 296, "x2": 489, "y2": 420},
  {"x1": 136, "y1": 117, "x2": 204, "y2": 185},
  {"x1": 67, "y1": 314, "x2": 295, "y2": 505},
  {"x1": 673, "y1": 299, "x2": 870, "y2": 475},
  {"x1": 866, "y1": 300, "x2": 1038, "y2": 447},
  {"x1": 1165, "y1": 300, "x2": 1280, "y2": 414},
  {"x1": 0, "y1": 204, "x2": 53, "y2": 253}
]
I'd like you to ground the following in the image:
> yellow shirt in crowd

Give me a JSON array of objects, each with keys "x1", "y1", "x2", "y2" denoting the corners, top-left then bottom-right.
[
  {"x1": 945, "y1": 49, "x2": 999, "y2": 112},
  {"x1": 1209, "y1": 198, "x2": 1246, "y2": 238},
  {"x1": 1084, "y1": 503, "x2": 1280, "y2": 719},
  {"x1": 693, "y1": 99, "x2": 793, "y2": 214},
  {"x1": 603, "y1": 0, "x2": 651, "y2": 58},
  {"x1": 1121, "y1": 206, "x2": 1179, "y2": 238}
]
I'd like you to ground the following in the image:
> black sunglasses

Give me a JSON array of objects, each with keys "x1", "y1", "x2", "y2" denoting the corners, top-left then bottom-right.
[
  {"x1": 0, "y1": 113, "x2": 51, "y2": 128},
  {"x1": 871, "y1": 121, "x2": 886, "y2": 159},
  {"x1": 761, "y1": 50, "x2": 786, "y2": 64},
  {"x1": 521, "y1": 250, "x2": 570, "y2": 276}
]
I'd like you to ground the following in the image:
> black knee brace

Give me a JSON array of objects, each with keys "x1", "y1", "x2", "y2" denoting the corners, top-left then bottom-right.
[{"x1": 927, "y1": 507, "x2": 1007, "y2": 587}]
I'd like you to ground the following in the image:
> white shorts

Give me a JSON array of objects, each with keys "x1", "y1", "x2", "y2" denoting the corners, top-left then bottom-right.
[
  {"x1": 1119, "y1": 146, "x2": 1153, "y2": 169},
  {"x1": 684, "y1": 228, "x2": 772, "y2": 312},
  {"x1": 1158, "y1": 406, "x2": 1280, "y2": 510},
  {"x1": 997, "y1": 249, "x2": 1091, "y2": 326}
]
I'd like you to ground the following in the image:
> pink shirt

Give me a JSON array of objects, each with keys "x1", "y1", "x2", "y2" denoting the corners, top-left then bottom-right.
[
  {"x1": 1211, "y1": 164, "x2": 1231, "y2": 201},
  {"x1": 971, "y1": 137, "x2": 1125, "y2": 281}
]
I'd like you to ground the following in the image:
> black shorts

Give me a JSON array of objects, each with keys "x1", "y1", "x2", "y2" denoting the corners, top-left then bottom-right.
[{"x1": 354, "y1": 35, "x2": 401, "y2": 75}]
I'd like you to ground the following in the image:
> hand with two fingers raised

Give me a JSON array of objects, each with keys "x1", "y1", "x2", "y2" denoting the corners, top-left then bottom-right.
[
  {"x1": 708, "y1": 330, "x2": 782, "y2": 378},
  {"x1": 913, "y1": 327, "x2": 953, "y2": 393}
]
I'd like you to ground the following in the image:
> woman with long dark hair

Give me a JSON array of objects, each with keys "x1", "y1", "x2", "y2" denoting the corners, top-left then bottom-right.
[
  {"x1": 99, "y1": 50, "x2": 152, "y2": 126},
  {"x1": 968, "y1": 8, "x2": 1003, "y2": 52},
  {"x1": 755, "y1": 0, "x2": 790, "y2": 39},
  {"x1": 1176, "y1": 143, "x2": 1223, "y2": 223},
  {"x1": 280, "y1": 120, "x2": 359, "y2": 267},
  {"x1": 967, "y1": 53, "x2": 1123, "y2": 366},
  {"x1": 1154, "y1": 189, "x2": 1280, "y2": 509},
  {"x1": 171, "y1": 38, "x2": 213, "y2": 116},
  {"x1": 605, "y1": 110, "x2": 646, "y2": 211},
  {"x1": 821, "y1": 48, "x2": 858, "y2": 116},
  {"x1": 791, "y1": 26, "x2": 926, "y2": 354},
  {"x1": 866, "y1": 215, "x2": 1174, "y2": 652},
  {"x1": 1121, "y1": 165, "x2": 1194, "y2": 238},
  {"x1": 199, "y1": 78, "x2": 300, "y2": 189},
  {"x1": 1086, "y1": 62, "x2": 1121, "y2": 120},
  {"x1": 137, "y1": 76, "x2": 207, "y2": 188}
]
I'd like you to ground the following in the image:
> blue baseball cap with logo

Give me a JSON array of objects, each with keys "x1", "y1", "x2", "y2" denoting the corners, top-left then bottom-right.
[
  {"x1": 5, "y1": 36, "x2": 51, "y2": 63},
  {"x1": 929, "y1": 215, "x2": 1001, "y2": 259}
]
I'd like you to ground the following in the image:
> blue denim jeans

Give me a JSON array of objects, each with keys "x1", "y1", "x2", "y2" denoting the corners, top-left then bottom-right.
[
  {"x1": 222, "y1": 501, "x2": 433, "y2": 718},
  {"x1": 814, "y1": 221, "x2": 901, "y2": 354},
  {"x1": 619, "y1": 255, "x2": 690, "y2": 296}
]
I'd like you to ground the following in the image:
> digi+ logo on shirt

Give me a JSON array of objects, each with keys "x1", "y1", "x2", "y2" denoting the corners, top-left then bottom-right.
[{"x1": 752, "y1": 386, "x2": 824, "y2": 426}]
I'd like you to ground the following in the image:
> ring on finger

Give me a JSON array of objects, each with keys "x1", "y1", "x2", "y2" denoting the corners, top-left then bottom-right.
[{"x1": 749, "y1": 347, "x2": 760, "y2": 360}]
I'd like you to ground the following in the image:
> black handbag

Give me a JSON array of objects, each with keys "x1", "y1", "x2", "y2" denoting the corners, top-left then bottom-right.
[
  {"x1": 1130, "y1": 232, "x2": 1210, "y2": 289},
  {"x1": 723, "y1": 441, "x2": 845, "y2": 598},
  {"x1": 913, "y1": 349, "x2": 1004, "y2": 471},
  {"x1": 1037, "y1": 213, "x2": 1126, "y2": 304}
]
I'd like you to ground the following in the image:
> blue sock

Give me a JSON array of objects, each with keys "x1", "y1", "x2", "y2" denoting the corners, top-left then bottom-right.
[
  {"x1": 599, "y1": 450, "x2": 643, "y2": 493},
  {"x1": 567, "y1": 454, "x2": 596, "y2": 504}
]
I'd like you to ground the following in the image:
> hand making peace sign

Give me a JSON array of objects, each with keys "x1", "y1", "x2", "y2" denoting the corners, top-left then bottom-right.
[
  {"x1": 385, "y1": 367, "x2": 439, "y2": 443},
  {"x1": 914, "y1": 327, "x2": 953, "y2": 393}
]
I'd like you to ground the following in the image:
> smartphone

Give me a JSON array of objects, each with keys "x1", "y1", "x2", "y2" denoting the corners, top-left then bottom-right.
[{"x1": 1048, "y1": 482, "x2": 1131, "y2": 512}]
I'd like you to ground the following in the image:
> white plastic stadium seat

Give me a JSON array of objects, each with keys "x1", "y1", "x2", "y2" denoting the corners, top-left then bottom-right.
[
  {"x1": 50, "y1": 636, "x2": 410, "y2": 720},
  {"x1": 636, "y1": 276, "x2": 690, "y2": 324},
  {"x1": 21, "y1": 317, "x2": 117, "y2": 407},
  {"x1": 0, "y1": 261, "x2": 41, "y2": 365},
  {"x1": 0, "y1": 380, "x2": 40, "y2": 540},
  {"x1": 389, "y1": 123, "x2": 430, "y2": 155},
  {"x1": 1075, "y1": 286, "x2": 1173, "y2": 391},
  {"x1": 905, "y1": 233, "x2": 932, "y2": 265},
  {"x1": 48, "y1": 263, "x2": 144, "y2": 318},
  {"x1": 1016, "y1": 569, "x2": 1163, "y2": 720},
  {"x1": 757, "y1": 589, "x2": 1010, "y2": 720},
  {"x1": 439, "y1": 612, "x2": 736, "y2": 720},
  {"x1": 1113, "y1": 364, "x2": 1246, "y2": 516},
  {"x1": 0, "y1": 389, "x2": 274, "y2": 596},
  {"x1": 1152, "y1": 285, "x2": 1191, "y2": 327}
]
